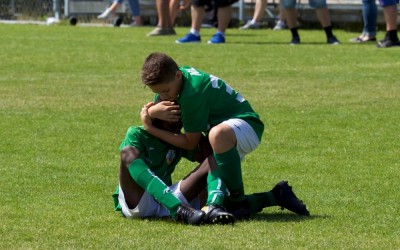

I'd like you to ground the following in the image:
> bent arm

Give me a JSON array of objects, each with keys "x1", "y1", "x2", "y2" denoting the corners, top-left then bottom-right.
[{"x1": 146, "y1": 126, "x2": 202, "y2": 150}]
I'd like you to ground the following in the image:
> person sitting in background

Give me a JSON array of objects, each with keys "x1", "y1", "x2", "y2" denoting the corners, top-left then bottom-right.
[
  {"x1": 350, "y1": 0, "x2": 377, "y2": 43},
  {"x1": 98, "y1": 0, "x2": 142, "y2": 26}
]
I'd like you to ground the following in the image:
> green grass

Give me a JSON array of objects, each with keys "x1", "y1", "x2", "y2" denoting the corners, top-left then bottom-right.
[{"x1": 1, "y1": 24, "x2": 399, "y2": 249}]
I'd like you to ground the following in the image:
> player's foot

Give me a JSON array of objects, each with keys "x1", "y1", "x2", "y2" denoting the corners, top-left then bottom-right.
[
  {"x1": 208, "y1": 33, "x2": 225, "y2": 44},
  {"x1": 273, "y1": 20, "x2": 286, "y2": 31},
  {"x1": 176, "y1": 33, "x2": 201, "y2": 43},
  {"x1": 290, "y1": 36, "x2": 300, "y2": 45},
  {"x1": 327, "y1": 35, "x2": 340, "y2": 45},
  {"x1": 202, "y1": 205, "x2": 236, "y2": 224},
  {"x1": 97, "y1": 8, "x2": 117, "y2": 20},
  {"x1": 377, "y1": 37, "x2": 400, "y2": 48},
  {"x1": 175, "y1": 205, "x2": 205, "y2": 225},
  {"x1": 147, "y1": 27, "x2": 176, "y2": 37},
  {"x1": 240, "y1": 20, "x2": 261, "y2": 30},
  {"x1": 272, "y1": 181, "x2": 310, "y2": 216},
  {"x1": 225, "y1": 198, "x2": 252, "y2": 220}
]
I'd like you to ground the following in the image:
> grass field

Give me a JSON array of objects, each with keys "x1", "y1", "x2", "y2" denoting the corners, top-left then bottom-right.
[{"x1": 0, "y1": 23, "x2": 399, "y2": 249}]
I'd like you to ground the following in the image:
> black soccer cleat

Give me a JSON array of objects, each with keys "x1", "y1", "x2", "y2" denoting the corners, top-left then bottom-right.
[
  {"x1": 224, "y1": 198, "x2": 252, "y2": 220},
  {"x1": 175, "y1": 205, "x2": 206, "y2": 225},
  {"x1": 272, "y1": 181, "x2": 310, "y2": 216},
  {"x1": 203, "y1": 205, "x2": 236, "y2": 225}
]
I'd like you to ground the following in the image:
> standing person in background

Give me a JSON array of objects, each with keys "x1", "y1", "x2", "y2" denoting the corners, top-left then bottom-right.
[
  {"x1": 147, "y1": 0, "x2": 177, "y2": 36},
  {"x1": 175, "y1": 0, "x2": 238, "y2": 44},
  {"x1": 98, "y1": 0, "x2": 142, "y2": 26},
  {"x1": 240, "y1": 0, "x2": 287, "y2": 30},
  {"x1": 282, "y1": 0, "x2": 340, "y2": 45},
  {"x1": 376, "y1": 0, "x2": 399, "y2": 47},
  {"x1": 350, "y1": 0, "x2": 377, "y2": 42}
]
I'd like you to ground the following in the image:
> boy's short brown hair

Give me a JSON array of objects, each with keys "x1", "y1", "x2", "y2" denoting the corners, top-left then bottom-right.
[{"x1": 141, "y1": 52, "x2": 179, "y2": 86}]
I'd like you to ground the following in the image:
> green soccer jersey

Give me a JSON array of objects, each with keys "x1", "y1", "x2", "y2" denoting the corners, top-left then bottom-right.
[
  {"x1": 177, "y1": 66, "x2": 264, "y2": 140},
  {"x1": 119, "y1": 126, "x2": 184, "y2": 185}
]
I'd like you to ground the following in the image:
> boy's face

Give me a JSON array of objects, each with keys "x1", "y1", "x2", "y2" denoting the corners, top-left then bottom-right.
[{"x1": 148, "y1": 71, "x2": 182, "y2": 101}]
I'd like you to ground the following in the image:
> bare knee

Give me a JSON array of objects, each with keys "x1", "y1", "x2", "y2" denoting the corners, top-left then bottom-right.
[
  {"x1": 208, "y1": 125, "x2": 236, "y2": 153},
  {"x1": 120, "y1": 146, "x2": 140, "y2": 167}
]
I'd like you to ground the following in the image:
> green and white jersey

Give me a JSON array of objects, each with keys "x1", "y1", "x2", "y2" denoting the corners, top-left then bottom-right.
[
  {"x1": 119, "y1": 126, "x2": 185, "y2": 185},
  {"x1": 178, "y1": 66, "x2": 264, "y2": 140}
]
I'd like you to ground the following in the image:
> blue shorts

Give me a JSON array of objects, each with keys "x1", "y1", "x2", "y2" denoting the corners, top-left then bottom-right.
[{"x1": 379, "y1": 0, "x2": 399, "y2": 7}]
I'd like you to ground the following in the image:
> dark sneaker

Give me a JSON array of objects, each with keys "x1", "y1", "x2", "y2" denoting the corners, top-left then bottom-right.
[
  {"x1": 175, "y1": 205, "x2": 205, "y2": 225},
  {"x1": 224, "y1": 198, "x2": 252, "y2": 220},
  {"x1": 290, "y1": 36, "x2": 300, "y2": 45},
  {"x1": 377, "y1": 38, "x2": 400, "y2": 48},
  {"x1": 272, "y1": 181, "x2": 310, "y2": 216},
  {"x1": 203, "y1": 205, "x2": 236, "y2": 224},
  {"x1": 327, "y1": 36, "x2": 340, "y2": 45}
]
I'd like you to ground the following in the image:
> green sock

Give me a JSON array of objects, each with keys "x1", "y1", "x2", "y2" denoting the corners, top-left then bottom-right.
[
  {"x1": 214, "y1": 147, "x2": 245, "y2": 201},
  {"x1": 246, "y1": 191, "x2": 277, "y2": 214},
  {"x1": 206, "y1": 170, "x2": 226, "y2": 206},
  {"x1": 128, "y1": 158, "x2": 181, "y2": 217}
]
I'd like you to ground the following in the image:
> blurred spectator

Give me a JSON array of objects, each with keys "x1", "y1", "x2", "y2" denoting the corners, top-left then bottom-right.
[
  {"x1": 376, "y1": 0, "x2": 399, "y2": 48},
  {"x1": 98, "y1": 0, "x2": 142, "y2": 26},
  {"x1": 240, "y1": 0, "x2": 287, "y2": 30},
  {"x1": 350, "y1": 0, "x2": 377, "y2": 42},
  {"x1": 282, "y1": 0, "x2": 340, "y2": 45},
  {"x1": 175, "y1": 0, "x2": 239, "y2": 44},
  {"x1": 147, "y1": 0, "x2": 176, "y2": 36}
]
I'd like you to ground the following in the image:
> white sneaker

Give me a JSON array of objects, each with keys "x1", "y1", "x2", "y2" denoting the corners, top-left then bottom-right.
[
  {"x1": 273, "y1": 20, "x2": 286, "y2": 31},
  {"x1": 240, "y1": 20, "x2": 260, "y2": 29},
  {"x1": 97, "y1": 8, "x2": 117, "y2": 20}
]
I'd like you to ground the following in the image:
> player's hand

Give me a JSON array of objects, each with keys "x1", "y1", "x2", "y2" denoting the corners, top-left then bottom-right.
[
  {"x1": 148, "y1": 101, "x2": 181, "y2": 122},
  {"x1": 140, "y1": 103, "x2": 154, "y2": 130}
]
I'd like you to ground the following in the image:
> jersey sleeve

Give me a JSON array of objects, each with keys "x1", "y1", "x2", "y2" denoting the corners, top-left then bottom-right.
[{"x1": 118, "y1": 126, "x2": 144, "y2": 152}]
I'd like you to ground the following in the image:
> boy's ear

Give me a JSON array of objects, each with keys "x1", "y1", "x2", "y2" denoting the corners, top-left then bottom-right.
[{"x1": 175, "y1": 70, "x2": 182, "y2": 80}]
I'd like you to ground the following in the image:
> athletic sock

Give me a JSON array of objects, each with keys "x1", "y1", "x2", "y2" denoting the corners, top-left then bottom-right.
[
  {"x1": 246, "y1": 191, "x2": 277, "y2": 214},
  {"x1": 214, "y1": 147, "x2": 245, "y2": 202},
  {"x1": 324, "y1": 26, "x2": 334, "y2": 38},
  {"x1": 290, "y1": 27, "x2": 300, "y2": 39},
  {"x1": 128, "y1": 158, "x2": 181, "y2": 217},
  {"x1": 206, "y1": 170, "x2": 226, "y2": 206},
  {"x1": 190, "y1": 28, "x2": 200, "y2": 36},
  {"x1": 387, "y1": 30, "x2": 399, "y2": 41}
]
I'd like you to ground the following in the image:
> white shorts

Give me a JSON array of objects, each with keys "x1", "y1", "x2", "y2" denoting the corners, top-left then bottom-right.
[
  {"x1": 221, "y1": 118, "x2": 261, "y2": 160},
  {"x1": 118, "y1": 181, "x2": 200, "y2": 219}
]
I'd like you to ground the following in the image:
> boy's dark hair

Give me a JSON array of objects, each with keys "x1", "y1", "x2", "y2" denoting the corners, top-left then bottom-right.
[
  {"x1": 141, "y1": 52, "x2": 179, "y2": 86},
  {"x1": 152, "y1": 97, "x2": 182, "y2": 133}
]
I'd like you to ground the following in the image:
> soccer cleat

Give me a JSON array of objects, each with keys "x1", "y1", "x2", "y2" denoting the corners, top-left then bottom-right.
[
  {"x1": 202, "y1": 205, "x2": 236, "y2": 224},
  {"x1": 377, "y1": 38, "x2": 400, "y2": 48},
  {"x1": 240, "y1": 20, "x2": 261, "y2": 30},
  {"x1": 290, "y1": 36, "x2": 300, "y2": 45},
  {"x1": 273, "y1": 20, "x2": 287, "y2": 31},
  {"x1": 175, "y1": 205, "x2": 206, "y2": 225},
  {"x1": 224, "y1": 198, "x2": 252, "y2": 220},
  {"x1": 147, "y1": 27, "x2": 176, "y2": 37},
  {"x1": 176, "y1": 33, "x2": 201, "y2": 43},
  {"x1": 208, "y1": 33, "x2": 225, "y2": 44},
  {"x1": 272, "y1": 181, "x2": 310, "y2": 216},
  {"x1": 327, "y1": 36, "x2": 340, "y2": 45}
]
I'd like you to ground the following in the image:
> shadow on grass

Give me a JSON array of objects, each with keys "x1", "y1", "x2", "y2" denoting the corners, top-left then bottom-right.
[{"x1": 249, "y1": 212, "x2": 331, "y2": 222}]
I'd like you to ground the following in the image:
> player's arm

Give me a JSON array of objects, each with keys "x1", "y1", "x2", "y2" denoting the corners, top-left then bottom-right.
[
  {"x1": 141, "y1": 103, "x2": 201, "y2": 150},
  {"x1": 148, "y1": 101, "x2": 181, "y2": 123}
]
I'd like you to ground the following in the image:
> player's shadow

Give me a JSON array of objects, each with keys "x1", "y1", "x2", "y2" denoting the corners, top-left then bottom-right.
[{"x1": 249, "y1": 212, "x2": 330, "y2": 222}]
